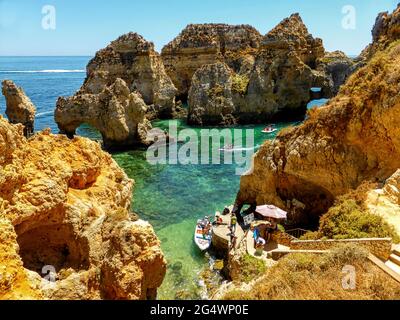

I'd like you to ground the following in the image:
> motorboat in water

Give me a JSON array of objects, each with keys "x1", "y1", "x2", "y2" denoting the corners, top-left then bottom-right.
[
  {"x1": 194, "y1": 219, "x2": 212, "y2": 251},
  {"x1": 262, "y1": 126, "x2": 278, "y2": 134}
]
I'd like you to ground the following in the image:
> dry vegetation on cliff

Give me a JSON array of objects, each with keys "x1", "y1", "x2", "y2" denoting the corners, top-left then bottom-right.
[
  {"x1": 223, "y1": 245, "x2": 400, "y2": 300},
  {"x1": 301, "y1": 183, "x2": 400, "y2": 242}
]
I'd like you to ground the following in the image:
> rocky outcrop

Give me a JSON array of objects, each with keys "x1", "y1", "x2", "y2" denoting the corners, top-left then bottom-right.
[
  {"x1": 56, "y1": 78, "x2": 152, "y2": 150},
  {"x1": 188, "y1": 62, "x2": 236, "y2": 125},
  {"x1": 187, "y1": 14, "x2": 332, "y2": 126},
  {"x1": 316, "y1": 51, "x2": 359, "y2": 95},
  {"x1": 383, "y1": 170, "x2": 400, "y2": 205},
  {"x1": 162, "y1": 24, "x2": 262, "y2": 99},
  {"x1": 56, "y1": 33, "x2": 177, "y2": 143},
  {"x1": 236, "y1": 25, "x2": 400, "y2": 225},
  {"x1": 362, "y1": 4, "x2": 400, "y2": 59},
  {"x1": 244, "y1": 13, "x2": 328, "y2": 122},
  {"x1": 83, "y1": 33, "x2": 177, "y2": 117},
  {"x1": 0, "y1": 116, "x2": 166, "y2": 300},
  {"x1": 2, "y1": 80, "x2": 36, "y2": 137}
]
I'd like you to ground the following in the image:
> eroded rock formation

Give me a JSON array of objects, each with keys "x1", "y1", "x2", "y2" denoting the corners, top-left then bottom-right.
[
  {"x1": 187, "y1": 14, "x2": 335, "y2": 126},
  {"x1": 82, "y1": 33, "x2": 177, "y2": 117},
  {"x1": 162, "y1": 24, "x2": 262, "y2": 100},
  {"x1": 55, "y1": 33, "x2": 177, "y2": 149},
  {"x1": 2, "y1": 80, "x2": 36, "y2": 137},
  {"x1": 56, "y1": 78, "x2": 152, "y2": 150},
  {"x1": 188, "y1": 62, "x2": 236, "y2": 125},
  {"x1": 236, "y1": 15, "x2": 400, "y2": 225},
  {"x1": 0, "y1": 116, "x2": 166, "y2": 300},
  {"x1": 363, "y1": 4, "x2": 400, "y2": 59},
  {"x1": 244, "y1": 13, "x2": 329, "y2": 122}
]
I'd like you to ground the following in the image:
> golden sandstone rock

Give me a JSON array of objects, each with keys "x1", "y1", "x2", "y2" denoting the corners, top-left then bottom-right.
[
  {"x1": 237, "y1": 5, "x2": 400, "y2": 225},
  {"x1": 55, "y1": 33, "x2": 177, "y2": 150},
  {"x1": 185, "y1": 15, "x2": 338, "y2": 126},
  {"x1": 0, "y1": 116, "x2": 166, "y2": 300},
  {"x1": 2, "y1": 80, "x2": 36, "y2": 137},
  {"x1": 56, "y1": 78, "x2": 153, "y2": 150},
  {"x1": 162, "y1": 24, "x2": 262, "y2": 99}
]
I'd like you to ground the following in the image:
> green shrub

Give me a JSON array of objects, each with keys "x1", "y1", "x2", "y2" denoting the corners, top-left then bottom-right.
[
  {"x1": 238, "y1": 254, "x2": 267, "y2": 283},
  {"x1": 318, "y1": 198, "x2": 400, "y2": 241},
  {"x1": 300, "y1": 231, "x2": 323, "y2": 240}
]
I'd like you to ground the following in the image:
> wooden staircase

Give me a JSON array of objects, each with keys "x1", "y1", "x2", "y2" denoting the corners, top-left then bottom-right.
[{"x1": 385, "y1": 245, "x2": 400, "y2": 275}]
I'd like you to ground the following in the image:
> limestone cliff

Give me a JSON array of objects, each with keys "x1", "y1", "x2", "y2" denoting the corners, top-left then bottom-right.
[
  {"x1": 83, "y1": 33, "x2": 177, "y2": 117},
  {"x1": 244, "y1": 13, "x2": 328, "y2": 122},
  {"x1": 56, "y1": 78, "x2": 152, "y2": 150},
  {"x1": 2, "y1": 80, "x2": 36, "y2": 137},
  {"x1": 237, "y1": 23, "x2": 400, "y2": 225},
  {"x1": 161, "y1": 24, "x2": 262, "y2": 99},
  {"x1": 187, "y1": 14, "x2": 333, "y2": 126},
  {"x1": 188, "y1": 62, "x2": 236, "y2": 126},
  {"x1": 363, "y1": 4, "x2": 400, "y2": 59},
  {"x1": 0, "y1": 116, "x2": 166, "y2": 300},
  {"x1": 55, "y1": 33, "x2": 177, "y2": 148}
]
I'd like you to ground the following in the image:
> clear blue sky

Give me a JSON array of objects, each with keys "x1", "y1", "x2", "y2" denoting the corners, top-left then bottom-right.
[{"x1": 0, "y1": 0, "x2": 398, "y2": 56}]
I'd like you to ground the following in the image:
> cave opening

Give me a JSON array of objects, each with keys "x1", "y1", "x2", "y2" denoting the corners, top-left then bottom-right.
[{"x1": 16, "y1": 223, "x2": 90, "y2": 280}]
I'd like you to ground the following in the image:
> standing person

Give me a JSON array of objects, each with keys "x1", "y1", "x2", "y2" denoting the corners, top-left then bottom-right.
[
  {"x1": 251, "y1": 224, "x2": 260, "y2": 247},
  {"x1": 230, "y1": 213, "x2": 237, "y2": 234},
  {"x1": 229, "y1": 227, "x2": 238, "y2": 250}
]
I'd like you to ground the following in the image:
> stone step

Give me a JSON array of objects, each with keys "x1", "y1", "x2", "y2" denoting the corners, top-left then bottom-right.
[
  {"x1": 393, "y1": 246, "x2": 400, "y2": 257},
  {"x1": 389, "y1": 253, "x2": 400, "y2": 266},
  {"x1": 386, "y1": 260, "x2": 400, "y2": 275}
]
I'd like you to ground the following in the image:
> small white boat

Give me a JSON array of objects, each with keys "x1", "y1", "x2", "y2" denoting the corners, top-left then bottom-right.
[
  {"x1": 219, "y1": 144, "x2": 234, "y2": 152},
  {"x1": 262, "y1": 128, "x2": 278, "y2": 134},
  {"x1": 194, "y1": 219, "x2": 212, "y2": 251}
]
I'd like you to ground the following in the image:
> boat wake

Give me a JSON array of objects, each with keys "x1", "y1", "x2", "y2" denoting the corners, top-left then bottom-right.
[
  {"x1": 219, "y1": 145, "x2": 261, "y2": 152},
  {"x1": 36, "y1": 111, "x2": 54, "y2": 117}
]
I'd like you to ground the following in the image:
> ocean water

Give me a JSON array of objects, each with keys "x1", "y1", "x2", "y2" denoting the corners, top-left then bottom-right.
[{"x1": 0, "y1": 57, "x2": 325, "y2": 300}]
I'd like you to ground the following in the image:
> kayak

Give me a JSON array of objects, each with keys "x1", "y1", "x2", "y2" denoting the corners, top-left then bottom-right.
[{"x1": 194, "y1": 219, "x2": 212, "y2": 251}]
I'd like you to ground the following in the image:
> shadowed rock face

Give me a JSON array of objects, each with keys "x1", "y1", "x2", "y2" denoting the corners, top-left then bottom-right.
[
  {"x1": 56, "y1": 78, "x2": 152, "y2": 150},
  {"x1": 316, "y1": 51, "x2": 360, "y2": 96},
  {"x1": 0, "y1": 116, "x2": 166, "y2": 300},
  {"x1": 2, "y1": 80, "x2": 36, "y2": 137},
  {"x1": 236, "y1": 8, "x2": 400, "y2": 225},
  {"x1": 161, "y1": 24, "x2": 262, "y2": 100}
]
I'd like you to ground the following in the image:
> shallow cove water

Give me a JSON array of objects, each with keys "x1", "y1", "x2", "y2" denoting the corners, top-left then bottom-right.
[
  {"x1": 113, "y1": 120, "x2": 296, "y2": 299},
  {"x1": 0, "y1": 57, "x2": 327, "y2": 300}
]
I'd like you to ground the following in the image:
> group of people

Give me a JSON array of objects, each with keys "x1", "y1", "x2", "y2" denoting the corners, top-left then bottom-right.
[
  {"x1": 199, "y1": 216, "x2": 212, "y2": 238},
  {"x1": 202, "y1": 206, "x2": 280, "y2": 252}
]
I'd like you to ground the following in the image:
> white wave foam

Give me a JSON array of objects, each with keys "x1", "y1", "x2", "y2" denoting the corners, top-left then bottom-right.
[{"x1": 0, "y1": 69, "x2": 85, "y2": 73}]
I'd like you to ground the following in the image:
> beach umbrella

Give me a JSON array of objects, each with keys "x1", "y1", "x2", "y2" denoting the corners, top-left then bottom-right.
[{"x1": 255, "y1": 205, "x2": 287, "y2": 219}]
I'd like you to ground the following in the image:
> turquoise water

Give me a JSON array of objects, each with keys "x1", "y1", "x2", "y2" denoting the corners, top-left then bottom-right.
[
  {"x1": 113, "y1": 120, "x2": 293, "y2": 299},
  {"x1": 0, "y1": 57, "x2": 325, "y2": 300}
]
